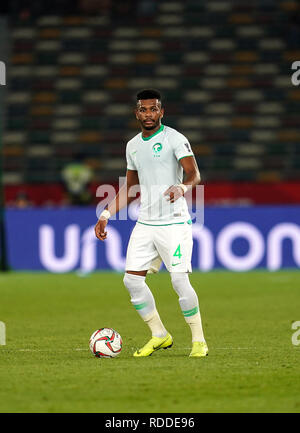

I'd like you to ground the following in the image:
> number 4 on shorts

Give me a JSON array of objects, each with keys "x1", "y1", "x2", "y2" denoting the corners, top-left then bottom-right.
[{"x1": 173, "y1": 244, "x2": 182, "y2": 259}]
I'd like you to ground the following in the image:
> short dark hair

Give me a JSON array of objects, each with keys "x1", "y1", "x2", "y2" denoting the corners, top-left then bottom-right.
[{"x1": 136, "y1": 89, "x2": 162, "y2": 103}]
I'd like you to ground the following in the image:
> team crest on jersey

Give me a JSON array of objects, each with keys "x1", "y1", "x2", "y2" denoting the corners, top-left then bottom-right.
[{"x1": 152, "y1": 143, "x2": 162, "y2": 157}]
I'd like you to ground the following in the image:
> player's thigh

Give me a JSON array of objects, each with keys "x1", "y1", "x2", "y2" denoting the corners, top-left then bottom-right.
[
  {"x1": 125, "y1": 223, "x2": 159, "y2": 271},
  {"x1": 154, "y1": 223, "x2": 193, "y2": 273}
]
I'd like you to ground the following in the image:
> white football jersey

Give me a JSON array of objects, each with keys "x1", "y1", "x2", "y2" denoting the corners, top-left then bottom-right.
[{"x1": 126, "y1": 124, "x2": 194, "y2": 225}]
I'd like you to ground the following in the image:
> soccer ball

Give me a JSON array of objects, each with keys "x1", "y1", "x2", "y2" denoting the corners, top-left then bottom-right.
[{"x1": 89, "y1": 328, "x2": 122, "y2": 358}]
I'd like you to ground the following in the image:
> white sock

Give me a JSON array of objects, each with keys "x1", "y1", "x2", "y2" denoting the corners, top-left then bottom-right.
[
  {"x1": 123, "y1": 273, "x2": 167, "y2": 338},
  {"x1": 170, "y1": 272, "x2": 206, "y2": 343},
  {"x1": 143, "y1": 310, "x2": 168, "y2": 338},
  {"x1": 185, "y1": 312, "x2": 205, "y2": 343}
]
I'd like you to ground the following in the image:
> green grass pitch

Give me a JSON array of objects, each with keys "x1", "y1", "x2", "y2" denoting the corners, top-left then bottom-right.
[{"x1": 0, "y1": 271, "x2": 299, "y2": 413}]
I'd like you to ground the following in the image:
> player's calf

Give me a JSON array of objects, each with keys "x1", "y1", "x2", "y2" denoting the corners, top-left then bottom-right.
[
  {"x1": 123, "y1": 273, "x2": 168, "y2": 339},
  {"x1": 170, "y1": 272, "x2": 207, "y2": 355}
]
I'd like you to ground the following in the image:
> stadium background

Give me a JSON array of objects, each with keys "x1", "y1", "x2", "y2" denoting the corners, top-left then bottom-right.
[{"x1": 1, "y1": 0, "x2": 300, "y2": 271}]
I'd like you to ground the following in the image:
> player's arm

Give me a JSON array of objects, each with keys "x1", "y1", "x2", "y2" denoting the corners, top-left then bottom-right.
[
  {"x1": 94, "y1": 169, "x2": 140, "y2": 241},
  {"x1": 164, "y1": 156, "x2": 200, "y2": 203}
]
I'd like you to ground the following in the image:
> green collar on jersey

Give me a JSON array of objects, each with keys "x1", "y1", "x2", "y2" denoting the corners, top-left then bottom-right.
[{"x1": 141, "y1": 124, "x2": 164, "y2": 141}]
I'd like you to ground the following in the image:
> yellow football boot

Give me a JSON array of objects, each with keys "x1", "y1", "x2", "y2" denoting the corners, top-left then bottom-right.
[
  {"x1": 189, "y1": 341, "x2": 208, "y2": 358},
  {"x1": 133, "y1": 333, "x2": 173, "y2": 357}
]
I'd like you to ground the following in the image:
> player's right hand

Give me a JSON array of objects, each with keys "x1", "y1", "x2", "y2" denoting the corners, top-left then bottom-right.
[{"x1": 94, "y1": 217, "x2": 108, "y2": 241}]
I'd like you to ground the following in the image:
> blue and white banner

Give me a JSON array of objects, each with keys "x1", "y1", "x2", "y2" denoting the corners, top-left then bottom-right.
[{"x1": 5, "y1": 206, "x2": 300, "y2": 272}]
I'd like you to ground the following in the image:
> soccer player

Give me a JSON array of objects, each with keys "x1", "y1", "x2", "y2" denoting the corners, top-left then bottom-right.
[{"x1": 95, "y1": 89, "x2": 208, "y2": 358}]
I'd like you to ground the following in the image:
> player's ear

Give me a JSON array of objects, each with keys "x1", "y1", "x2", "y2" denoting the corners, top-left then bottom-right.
[{"x1": 160, "y1": 107, "x2": 164, "y2": 119}]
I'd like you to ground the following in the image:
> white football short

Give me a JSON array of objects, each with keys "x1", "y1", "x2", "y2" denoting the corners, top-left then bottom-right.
[{"x1": 125, "y1": 221, "x2": 193, "y2": 273}]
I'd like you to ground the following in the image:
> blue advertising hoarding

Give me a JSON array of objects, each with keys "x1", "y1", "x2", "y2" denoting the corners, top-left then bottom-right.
[{"x1": 5, "y1": 206, "x2": 300, "y2": 272}]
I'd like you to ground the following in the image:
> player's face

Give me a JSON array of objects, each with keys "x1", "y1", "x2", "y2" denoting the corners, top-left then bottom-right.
[{"x1": 135, "y1": 99, "x2": 164, "y2": 131}]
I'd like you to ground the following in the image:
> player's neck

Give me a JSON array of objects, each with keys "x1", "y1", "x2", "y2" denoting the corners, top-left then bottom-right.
[{"x1": 141, "y1": 123, "x2": 163, "y2": 139}]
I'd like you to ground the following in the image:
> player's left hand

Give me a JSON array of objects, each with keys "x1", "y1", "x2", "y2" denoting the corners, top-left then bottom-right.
[{"x1": 163, "y1": 185, "x2": 184, "y2": 203}]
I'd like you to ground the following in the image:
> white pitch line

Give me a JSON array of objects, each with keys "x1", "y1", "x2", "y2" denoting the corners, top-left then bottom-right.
[
  {"x1": 1, "y1": 347, "x2": 257, "y2": 352},
  {"x1": 211, "y1": 347, "x2": 257, "y2": 350},
  {"x1": 0, "y1": 348, "x2": 89, "y2": 352}
]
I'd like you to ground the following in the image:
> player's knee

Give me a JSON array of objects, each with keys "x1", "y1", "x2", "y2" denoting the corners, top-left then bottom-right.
[
  {"x1": 123, "y1": 272, "x2": 145, "y2": 292},
  {"x1": 123, "y1": 272, "x2": 150, "y2": 306},
  {"x1": 123, "y1": 273, "x2": 135, "y2": 290},
  {"x1": 170, "y1": 272, "x2": 189, "y2": 290},
  {"x1": 170, "y1": 272, "x2": 197, "y2": 300}
]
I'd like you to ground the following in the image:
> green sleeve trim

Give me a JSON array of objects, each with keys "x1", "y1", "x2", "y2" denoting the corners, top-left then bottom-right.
[
  {"x1": 137, "y1": 221, "x2": 185, "y2": 227},
  {"x1": 178, "y1": 155, "x2": 193, "y2": 161}
]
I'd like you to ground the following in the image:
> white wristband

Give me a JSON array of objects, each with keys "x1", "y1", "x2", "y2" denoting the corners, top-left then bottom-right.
[
  {"x1": 100, "y1": 209, "x2": 111, "y2": 220},
  {"x1": 178, "y1": 184, "x2": 188, "y2": 194}
]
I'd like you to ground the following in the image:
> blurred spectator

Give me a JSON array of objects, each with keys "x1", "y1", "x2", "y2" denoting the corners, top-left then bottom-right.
[
  {"x1": 78, "y1": 0, "x2": 111, "y2": 15},
  {"x1": 14, "y1": 191, "x2": 32, "y2": 208},
  {"x1": 10, "y1": 0, "x2": 79, "y2": 18},
  {"x1": 137, "y1": 0, "x2": 157, "y2": 17},
  {"x1": 287, "y1": 0, "x2": 300, "y2": 47},
  {"x1": 62, "y1": 154, "x2": 93, "y2": 206},
  {"x1": 111, "y1": 0, "x2": 137, "y2": 22}
]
